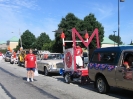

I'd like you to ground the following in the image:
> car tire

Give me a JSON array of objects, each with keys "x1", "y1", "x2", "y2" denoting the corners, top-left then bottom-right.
[
  {"x1": 18, "y1": 61, "x2": 20, "y2": 66},
  {"x1": 96, "y1": 76, "x2": 110, "y2": 94},
  {"x1": 64, "y1": 73, "x2": 71, "y2": 84},
  {"x1": 10, "y1": 61, "x2": 13, "y2": 64},
  {"x1": 44, "y1": 67, "x2": 49, "y2": 76}
]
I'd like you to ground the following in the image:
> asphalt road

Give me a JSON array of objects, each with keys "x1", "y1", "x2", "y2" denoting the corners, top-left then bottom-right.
[{"x1": 0, "y1": 60, "x2": 133, "y2": 99}]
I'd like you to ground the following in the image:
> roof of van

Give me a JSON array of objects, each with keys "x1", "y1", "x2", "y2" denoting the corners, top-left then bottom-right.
[{"x1": 94, "y1": 46, "x2": 133, "y2": 52}]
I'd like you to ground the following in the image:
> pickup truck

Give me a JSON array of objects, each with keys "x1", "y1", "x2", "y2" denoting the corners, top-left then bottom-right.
[
  {"x1": 88, "y1": 46, "x2": 133, "y2": 94},
  {"x1": 37, "y1": 53, "x2": 64, "y2": 76}
]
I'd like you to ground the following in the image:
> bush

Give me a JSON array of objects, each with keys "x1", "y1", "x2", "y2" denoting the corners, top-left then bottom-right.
[{"x1": 0, "y1": 49, "x2": 7, "y2": 54}]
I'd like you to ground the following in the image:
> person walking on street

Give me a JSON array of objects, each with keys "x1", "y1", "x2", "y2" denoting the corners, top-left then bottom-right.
[
  {"x1": 12, "y1": 51, "x2": 17, "y2": 64},
  {"x1": 0, "y1": 52, "x2": 3, "y2": 61},
  {"x1": 25, "y1": 49, "x2": 37, "y2": 82}
]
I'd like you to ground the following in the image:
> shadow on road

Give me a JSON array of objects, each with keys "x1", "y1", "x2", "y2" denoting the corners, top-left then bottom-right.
[
  {"x1": 38, "y1": 71, "x2": 61, "y2": 76},
  {"x1": 36, "y1": 70, "x2": 133, "y2": 99},
  {"x1": 54, "y1": 76, "x2": 133, "y2": 99},
  {"x1": 22, "y1": 77, "x2": 37, "y2": 81}
]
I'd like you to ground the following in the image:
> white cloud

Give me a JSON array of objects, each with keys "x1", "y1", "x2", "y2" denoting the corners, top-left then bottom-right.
[
  {"x1": 14, "y1": 0, "x2": 38, "y2": 10},
  {"x1": 0, "y1": 0, "x2": 9, "y2": 3},
  {"x1": 39, "y1": 18, "x2": 59, "y2": 40},
  {"x1": 103, "y1": 23, "x2": 117, "y2": 36},
  {"x1": 92, "y1": 3, "x2": 115, "y2": 21},
  {"x1": 1, "y1": 0, "x2": 130, "y2": 45},
  {"x1": 0, "y1": 0, "x2": 60, "y2": 42},
  {"x1": 0, "y1": 0, "x2": 39, "y2": 41}
]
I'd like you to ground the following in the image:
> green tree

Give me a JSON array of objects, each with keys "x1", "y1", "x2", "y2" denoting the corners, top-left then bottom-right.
[
  {"x1": 50, "y1": 40, "x2": 56, "y2": 52},
  {"x1": 54, "y1": 13, "x2": 104, "y2": 53},
  {"x1": 20, "y1": 30, "x2": 36, "y2": 49},
  {"x1": 42, "y1": 40, "x2": 55, "y2": 52},
  {"x1": 54, "y1": 13, "x2": 80, "y2": 53},
  {"x1": 0, "y1": 49, "x2": 7, "y2": 53},
  {"x1": 109, "y1": 34, "x2": 123, "y2": 45},
  {"x1": 16, "y1": 39, "x2": 24, "y2": 51},
  {"x1": 129, "y1": 40, "x2": 133, "y2": 45},
  {"x1": 82, "y1": 13, "x2": 104, "y2": 49},
  {"x1": 36, "y1": 32, "x2": 51, "y2": 50}
]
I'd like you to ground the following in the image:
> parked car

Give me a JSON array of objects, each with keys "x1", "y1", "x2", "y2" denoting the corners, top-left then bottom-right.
[
  {"x1": 5, "y1": 51, "x2": 12, "y2": 62},
  {"x1": 25, "y1": 50, "x2": 38, "y2": 55},
  {"x1": 37, "y1": 53, "x2": 64, "y2": 76},
  {"x1": 88, "y1": 46, "x2": 133, "y2": 94},
  {"x1": 10, "y1": 53, "x2": 19, "y2": 64}
]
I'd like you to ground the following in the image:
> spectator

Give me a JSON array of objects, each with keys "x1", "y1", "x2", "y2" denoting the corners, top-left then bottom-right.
[
  {"x1": 25, "y1": 49, "x2": 37, "y2": 82},
  {"x1": 0, "y1": 52, "x2": 3, "y2": 61},
  {"x1": 12, "y1": 51, "x2": 17, "y2": 64},
  {"x1": 123, "y1": 53, "x2": 133, "y2": 69},
  {"x1": 75, "y1": 46, "x2": 83, "y2": 68}
]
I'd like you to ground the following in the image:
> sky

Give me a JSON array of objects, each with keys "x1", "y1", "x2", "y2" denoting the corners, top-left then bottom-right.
[{"x1": 0, "y1": 0, "x2": 133, "y2": 44}]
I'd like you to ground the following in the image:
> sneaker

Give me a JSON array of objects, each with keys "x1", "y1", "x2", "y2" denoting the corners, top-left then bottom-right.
[
  {"x1": 31, "y1": 78, "x2": 34, "y2": 82},
  {"x1": 27, "y1": 78, "x2": 30, "y2": 82}
]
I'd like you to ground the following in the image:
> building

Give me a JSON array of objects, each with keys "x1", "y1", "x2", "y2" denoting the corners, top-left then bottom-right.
[
  {"x1": 7, "y1": 36, "x2": 19, "y2": 51},
  {"x1": 0, "y1": 41, "x2": 7, "y2": 49},
  {"x1": 101, "y1": 37, "x2": 133, "y2": 48},
  {"x1": 101, "y1": 37, "x2": 117, "y2": 48}
]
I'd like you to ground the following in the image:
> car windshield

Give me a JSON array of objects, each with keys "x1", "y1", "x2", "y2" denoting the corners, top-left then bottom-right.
[
  {"x1": 26, "y1": 50, "x2": 38, "y2": 55},
  {"x1": 44, "y1": 54, "x2": 63, "y2": 60},
  {"x1": 6, "y1": 51, "x2": 12, "y2": 56}
]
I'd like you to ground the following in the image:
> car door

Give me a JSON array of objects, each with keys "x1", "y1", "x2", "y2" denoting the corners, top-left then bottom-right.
[
  {"x1": 37, "y1": 57, "x2": 42, "y2": 71},
  {"x1": 90, "y1": 52, "x2": 117, "y2": 86},
  {"x1": 100, "y1": 52, "x2": 117, "y2": 86},
  {"x1": 115, "y1": 51, "x2": 133, "y2": 89}
]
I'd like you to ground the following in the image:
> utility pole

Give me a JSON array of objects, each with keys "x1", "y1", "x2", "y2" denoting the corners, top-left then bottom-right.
[
  {"x1": 113, "y1": 31, "x2": 116, "y2": 47},
  {"x1": 118, "y1": 0, "x2": 125, "y2": 46},
  {"x1": 19, "y1": 29, "x2": 23, "y2": 50}
]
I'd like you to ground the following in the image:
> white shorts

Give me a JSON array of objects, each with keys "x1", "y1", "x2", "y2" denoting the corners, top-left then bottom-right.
[
  {"x1": 13, "y1": 58, "x2": 16, "y2": 61},
  {"x1": 76, "y1": 56, "x2": 83, "y2": 66},
  {"x1": 0, "y1": 56, "x2": 2, "y2": 61}
]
